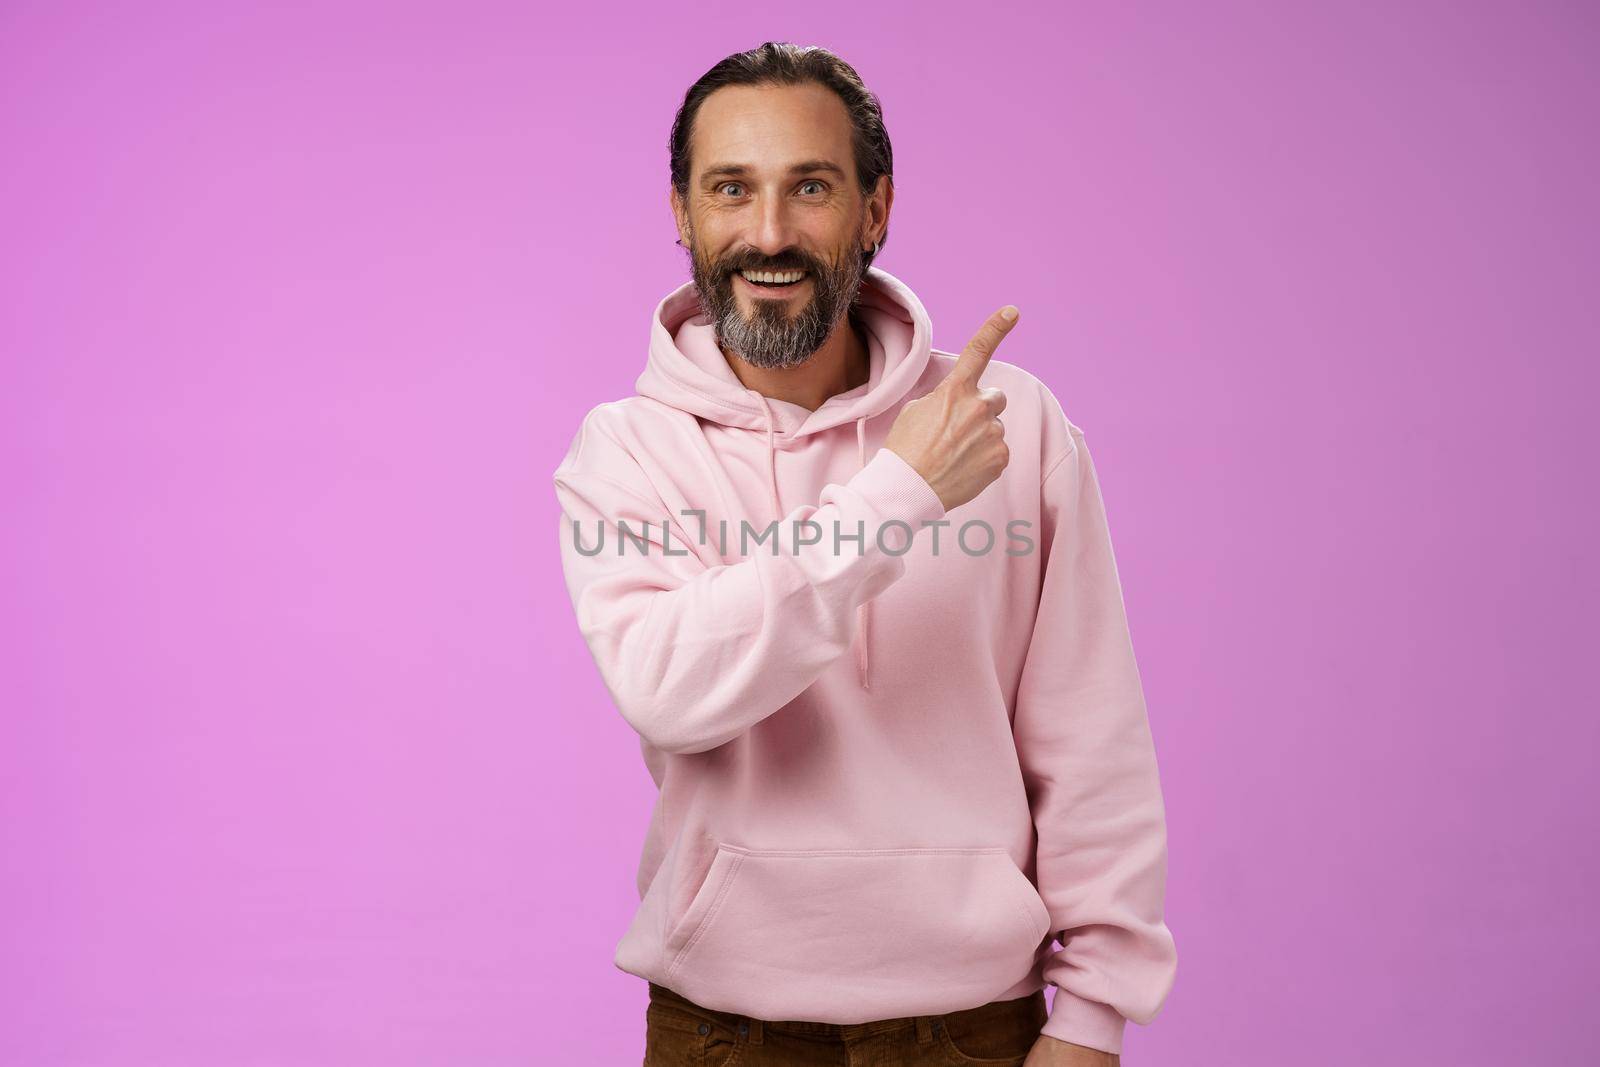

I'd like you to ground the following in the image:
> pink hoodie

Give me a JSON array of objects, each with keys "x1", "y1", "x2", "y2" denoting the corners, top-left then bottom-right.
[{"x1": 552, "y1": 267, "x2": 1176, "y2": 1055}]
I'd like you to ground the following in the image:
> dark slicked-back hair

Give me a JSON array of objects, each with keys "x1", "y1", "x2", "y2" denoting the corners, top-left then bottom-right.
[{"x1": 669, "y1": 42, "x2": 894, "y2": 268}]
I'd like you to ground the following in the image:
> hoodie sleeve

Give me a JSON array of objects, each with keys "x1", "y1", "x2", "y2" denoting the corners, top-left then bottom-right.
[
  {"x1": 1014, "y1": 422, "x2": 1178, "y2": 1056},
  {"x1": 553, "y1": 419, "x2": 947, "y2": 755}
]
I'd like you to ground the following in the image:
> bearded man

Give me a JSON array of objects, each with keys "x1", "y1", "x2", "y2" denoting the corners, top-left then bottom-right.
[{"x1": 554, "y1": 41, "x2": 1177, "y2": 1067}]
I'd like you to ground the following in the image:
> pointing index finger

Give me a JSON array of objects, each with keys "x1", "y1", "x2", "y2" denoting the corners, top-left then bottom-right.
[{"x1": 947, "y1": 305, "x2": 1019, "y2": 390}]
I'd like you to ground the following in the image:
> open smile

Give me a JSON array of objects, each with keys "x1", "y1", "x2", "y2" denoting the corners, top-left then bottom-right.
[{"x1": 735, "y1": 269, "x2": 811, "y2": 298}]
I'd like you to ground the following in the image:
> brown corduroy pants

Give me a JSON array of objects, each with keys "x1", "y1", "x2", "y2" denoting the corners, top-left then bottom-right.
[{"x1": 644, "y1": 981, "x2": 1049, "y2": 1066}]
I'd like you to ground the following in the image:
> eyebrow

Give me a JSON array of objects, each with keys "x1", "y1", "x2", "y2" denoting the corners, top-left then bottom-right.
[{"x1": 699, "y1": 160, "x2": 848, "y2": 183}]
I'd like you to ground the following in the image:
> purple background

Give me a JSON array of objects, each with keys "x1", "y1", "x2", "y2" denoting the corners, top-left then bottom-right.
[{"x1": 4, "y1": 2, "x2": 1595, "y2": 1064}]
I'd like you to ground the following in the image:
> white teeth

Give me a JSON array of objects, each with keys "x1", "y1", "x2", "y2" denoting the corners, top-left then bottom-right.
[{"x1": 740, "y1": 269, "x2": 807, "y2": 285}]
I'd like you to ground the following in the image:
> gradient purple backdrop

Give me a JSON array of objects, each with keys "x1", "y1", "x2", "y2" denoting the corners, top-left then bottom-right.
[{"x1": 3, "y1": 2, "x2": 1596, "y2": 1065}]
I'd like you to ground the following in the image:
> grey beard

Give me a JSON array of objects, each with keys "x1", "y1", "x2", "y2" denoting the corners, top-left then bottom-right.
[{"x1": 695, "y1": 250, "x2": 867, "y2": 370}]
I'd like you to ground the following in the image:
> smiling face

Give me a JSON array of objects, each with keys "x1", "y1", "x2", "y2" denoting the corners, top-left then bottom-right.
[{"x1": 671, "y1": 81, "x2": 889, "y2": 369}]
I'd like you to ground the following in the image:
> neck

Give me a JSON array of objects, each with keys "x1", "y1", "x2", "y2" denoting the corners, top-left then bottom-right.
[{"x1": 721, "y1": 311, "x2": 870, "y2": 413}]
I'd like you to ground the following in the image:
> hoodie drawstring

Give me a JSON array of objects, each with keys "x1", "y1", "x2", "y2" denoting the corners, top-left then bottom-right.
[
  {"x1": 755, "y1": 393, "x2": 784, "y2": 520},
  {"x1": 854, "y1": 415, "x2": 871, "y2": 690},
  {"x1": 753, "y1": 394, "x2": 873, "y2": 691}
]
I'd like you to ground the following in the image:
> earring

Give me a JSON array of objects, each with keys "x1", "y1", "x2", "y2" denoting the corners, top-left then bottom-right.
[{"x1": 872, "y1": 240, "x2": 881, "y2": 255}]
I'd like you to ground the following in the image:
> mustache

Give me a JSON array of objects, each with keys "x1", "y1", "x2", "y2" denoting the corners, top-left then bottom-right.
[{"x1": 718, "y1": 254, "x2": 821, "y2": 275}]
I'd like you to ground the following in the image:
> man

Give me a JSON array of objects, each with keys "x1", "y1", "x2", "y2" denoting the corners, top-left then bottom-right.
[{"x1": 553, "y1": 42, "x2": 1176, "y2": 1066}]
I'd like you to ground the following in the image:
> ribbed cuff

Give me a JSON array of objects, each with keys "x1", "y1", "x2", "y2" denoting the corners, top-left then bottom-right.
[
  {"x1": 846, "y1": 448, "x2": 946, "y2": 529},
  {"x1": 1039, "y1": 987, "x2": 1127, "y2": 1055}
]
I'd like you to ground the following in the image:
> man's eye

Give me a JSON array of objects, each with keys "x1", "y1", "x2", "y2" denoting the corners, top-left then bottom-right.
[
  {"x1": 719, "y1": 183, "x2": 744, "y2": 197},
  {"x1": 799, "y1": 181, "x2": 824, "y2": 195}
]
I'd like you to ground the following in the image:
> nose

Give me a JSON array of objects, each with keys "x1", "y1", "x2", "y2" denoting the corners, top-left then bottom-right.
[{"x1": 747, "y1": 189, "x2": 799, "y2": 258}]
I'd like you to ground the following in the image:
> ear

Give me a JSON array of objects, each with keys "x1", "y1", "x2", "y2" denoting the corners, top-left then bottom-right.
[
  {"x1": 863, "y1": 174, "x2": 893, "y2": 249},
  {"x1": 669, "y1": 186, "x2": 691, "y2": 246}
]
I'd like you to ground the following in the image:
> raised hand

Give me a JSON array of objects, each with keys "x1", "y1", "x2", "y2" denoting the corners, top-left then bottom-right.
[{"x1": 884, "y1": 305, "x2": 1017, "y2": 511}]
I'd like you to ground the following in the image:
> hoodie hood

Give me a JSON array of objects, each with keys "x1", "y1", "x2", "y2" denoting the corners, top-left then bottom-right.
[
  {"x1": 637, "y1": 265, "x2": 933, "y2": 437},
  {"x1": 635, "y1": 266, "x2": 934, "y2": 690}
]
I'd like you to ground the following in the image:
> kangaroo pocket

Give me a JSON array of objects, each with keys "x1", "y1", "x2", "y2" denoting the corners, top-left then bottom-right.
[{"x1": 659, "y1": 845, "x2": 1053, "y2": 1023}]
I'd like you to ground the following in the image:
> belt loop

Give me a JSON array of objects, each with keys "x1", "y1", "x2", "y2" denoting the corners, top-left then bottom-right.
[
  {"x1": 743, "y1": 1015, "x2": 763, "y2": 1045},
  {"x1": 915, "y1": 1015, "x2": 934, "y2": 1044}
]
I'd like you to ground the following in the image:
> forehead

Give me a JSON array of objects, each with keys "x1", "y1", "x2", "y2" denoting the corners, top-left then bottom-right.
[{"x1": 689, "y1": 82, "x2": 853, "y2": 178}]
